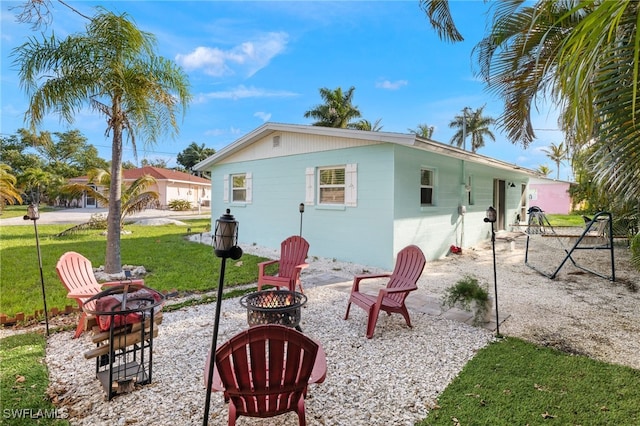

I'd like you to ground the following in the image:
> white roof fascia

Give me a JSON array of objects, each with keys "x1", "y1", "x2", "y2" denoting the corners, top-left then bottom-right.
[
  {"x1": 194, "y1": 123, "x2": 414, "y2": 171},
  {"x1": 194, "y1": 122, "x2": 537, "y2": 177}
]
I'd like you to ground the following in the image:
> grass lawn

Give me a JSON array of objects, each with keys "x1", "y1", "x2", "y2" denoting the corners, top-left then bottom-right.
[
  {"x1": 419, "y1": 337, "x2": 640, "y2": 425},
  {"x1": 1, "y1": 213, "x2": 638, "y2": 424},
  {"x1": 0, "y1": 333, "x2": 68, "y2": 425},
  {"x1": 0, "y1": 218, "x2": 268, "y2": 318}
]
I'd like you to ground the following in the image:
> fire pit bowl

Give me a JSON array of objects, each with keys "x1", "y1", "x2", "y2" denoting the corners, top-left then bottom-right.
[{"x1": 240, "y1": 290, "x2": 307, "y2": 329}]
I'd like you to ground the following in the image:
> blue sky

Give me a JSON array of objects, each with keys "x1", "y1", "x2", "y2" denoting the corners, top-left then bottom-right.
[{"x1": 1, "y1": 1, "x2": 570, "y2": 179}]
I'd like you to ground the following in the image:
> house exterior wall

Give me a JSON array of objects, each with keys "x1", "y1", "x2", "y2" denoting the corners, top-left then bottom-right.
[
  {"x1": 208, "y1": 133, "x2": 529, "y2": 269},
  {"x1": 527, "y1": 178, "x2": 571, "y2": 214},
  {"x1": 210, "y1": 143, "x2": 396, "y2": 268},
  {"x1": 391, "y1": 145, "x2": 526, "y2": 263}
]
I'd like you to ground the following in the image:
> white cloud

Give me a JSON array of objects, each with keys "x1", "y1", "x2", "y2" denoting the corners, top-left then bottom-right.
[
  {"x1": 176, "y1": 32, "x2": 289, "y2": 77},
  {"x1": 375, "y1": 79, "x2": 408, "y2": 90},
  {"x1": 254, "y1": 111, "x2": 271, "y2": 122},
  {"x1": 194, "y1": 85, "x2": 298, "y2": 102}
]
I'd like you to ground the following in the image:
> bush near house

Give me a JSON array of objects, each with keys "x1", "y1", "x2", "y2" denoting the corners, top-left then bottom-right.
[{"x1": 168, "y1": 199, "x2": 192, "y2": 211}]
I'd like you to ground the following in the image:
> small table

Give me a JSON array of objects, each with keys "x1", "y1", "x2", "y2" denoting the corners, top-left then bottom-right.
[{"x1": 84, "y1": 284, "x2": 164, "y2": 400}]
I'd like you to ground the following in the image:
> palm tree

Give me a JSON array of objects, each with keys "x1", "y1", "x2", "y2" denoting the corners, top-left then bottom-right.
[
  {"x1": 177, "y1": 142, "x2": 216, "y2": 175},
  {"x1": 304, "y1": 86, "x2": 362, "y2": 128},
  {"x1": 349, "y1": 118, "x2": 383, "y2": 131},
  {"x1": 13, "y1": 9, "x2": 191, "y2": 273},
  {"x1": 407, "y1": 124, "x2": 435, "y2": 138},
  {"x1": 473, "y1": 1, "x2": 640, "y2": 201},
  {"x1": 542, "y1": 142, "x2": 568, "y2": 180},
  {"x1": 422, "y1": 1, "x2": 640, "y2": 202},
  {"x1": 536, "y1": 165, "x2": 552, "y2": 177},
  {"x1": 62, "y1": 168, "x2": 159, "y2": 228},
  {"x1": 0, "y1": 164, "x2": 23, "y2": 212},
  {"x1": 449, "y1": 106, "x2": 496, "y2": 152}
]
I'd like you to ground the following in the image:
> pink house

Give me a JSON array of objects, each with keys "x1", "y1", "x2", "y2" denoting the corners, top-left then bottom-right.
[
  {"x1": 68, "y1": 166, "x2": 211, "y2": 209},
  {"x1": 527, "y1": 177, "x2": 573, "y2": 214}
]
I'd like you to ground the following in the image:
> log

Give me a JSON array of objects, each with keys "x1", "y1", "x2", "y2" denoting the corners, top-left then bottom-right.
[{"x1": 84, "y1": 328, "x2": 159, "y2": 359}]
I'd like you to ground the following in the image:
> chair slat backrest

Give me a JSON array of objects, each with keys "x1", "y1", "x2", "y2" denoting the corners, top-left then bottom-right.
[
  {"x1": 56, "y1": 252, "x2": 102, "y2": 309},
  {"x1": 386, "y1": 245, "x2": 426, "y2": 303},
  {"x1": 215, "y1": 324, "x2": 318, "y2": 418},
  {"x1": 278, "y1": 236, "x2": 309, "y2": 278}
]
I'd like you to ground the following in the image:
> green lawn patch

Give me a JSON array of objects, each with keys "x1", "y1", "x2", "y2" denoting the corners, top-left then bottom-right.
[
  {"x1": 0, "y1": 219, "x2": 267, "y2": 318},
  {"x1": 419, "y1": 337, "x2": 640, "y2": 425},
  {"x1": 0, "y1": 333, "x2": 68, "y2": 425}
]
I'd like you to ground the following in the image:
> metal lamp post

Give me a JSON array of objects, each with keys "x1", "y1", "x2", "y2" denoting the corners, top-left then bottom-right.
[
  {"x1": 483, "y1": 206, "x2": 500, "y2": 337},
  {"x1": 203, "y1": 209, "x2": 243, "y2": 426},
  {"x1": 23, "y1": 203, "x2": 49, "y2": 336},
  {"x1": 299, "y1": 202, "x2": 305, "y2": 237}
]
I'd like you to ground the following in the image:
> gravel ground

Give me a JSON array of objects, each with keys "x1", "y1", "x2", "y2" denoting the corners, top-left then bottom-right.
[{"x1": 11, "y1": 229, "x2": 640, "y2": 425}]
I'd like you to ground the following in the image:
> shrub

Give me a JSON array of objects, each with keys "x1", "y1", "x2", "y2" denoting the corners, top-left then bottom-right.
[
  {"x1": 88, "y1": 213, "x2": 108, "y2": 229},
  {"x1": 168, "y1": 199, "x2": 192, "y2": 211},
  {"x1": 442, "y1": 275, "x2": 490, "y2": 325}
]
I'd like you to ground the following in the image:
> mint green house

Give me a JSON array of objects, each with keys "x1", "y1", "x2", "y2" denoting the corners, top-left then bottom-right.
[{"x1": 195, "y1": 123, "x2": 536, "y2": 270}]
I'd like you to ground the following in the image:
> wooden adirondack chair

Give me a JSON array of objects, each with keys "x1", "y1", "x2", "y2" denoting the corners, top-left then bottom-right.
[
  {"x1": 205, "y1": 324, "x2": 327, "y2": 426},
  {"x1": 257, "y1": 236, "x2": 309, "y2": 293},
  {"x1": 344, "y1": 245, "x2": 426, "y2": 339},
  {"x1": 55, "y1": 251, "x2": 144, "y2": 338}
]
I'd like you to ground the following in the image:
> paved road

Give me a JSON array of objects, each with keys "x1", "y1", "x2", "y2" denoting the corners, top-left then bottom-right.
[{"x1": 0, "y1": 207, "x2": 211, "y2": 226}]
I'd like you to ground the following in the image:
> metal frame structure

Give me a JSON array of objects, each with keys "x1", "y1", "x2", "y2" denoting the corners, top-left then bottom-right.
[{"x1": 524, "y1": 209, "x2": 616, "y2": 281}]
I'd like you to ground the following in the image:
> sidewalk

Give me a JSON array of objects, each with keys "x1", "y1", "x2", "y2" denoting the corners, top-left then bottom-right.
[{"x1": 0, "y1": 207, "x2": 211, "y2": 226}]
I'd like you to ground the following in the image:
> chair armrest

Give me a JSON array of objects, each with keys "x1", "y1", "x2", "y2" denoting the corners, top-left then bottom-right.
[
  {"x1": 380, "y1": 285, "x2": 417, "y2": 295},
  {"x1": 350, "y1": 273, "x2": 391, "y2": 292},
  {"x1": 309, "y1": 344, "x2": 327, "y2": 384},
  {"x1": 102, "y1": 279, "x2": 145, "y2": 287},
  {"x1": 258, "y1": 259, "x2": 279, "y2": 274},
  {"x1": 66, "y1": 292, "x2": 90, "y2": 300},
  {"x1": 296, "y1": 263, "x2": 309, "y2": 270}
]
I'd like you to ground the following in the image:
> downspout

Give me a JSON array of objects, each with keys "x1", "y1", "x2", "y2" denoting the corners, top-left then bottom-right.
[{"x1": 460, "y1": 108, "x2": 468, "y2": 248}]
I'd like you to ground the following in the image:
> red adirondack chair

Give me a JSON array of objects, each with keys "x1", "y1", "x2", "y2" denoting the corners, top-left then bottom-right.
[
  {"x1": 55, "y1": 251, "x2": 144, "y2": 338},
  {"x1": 257, "y1": 236, "x2": 309, "y2": 293},
  {"x1": 344, "y1": 245, "x2": 426, "y2": 338},
  {"x1": 205, "y1": 324, "x2": 327, "y2": 426}
]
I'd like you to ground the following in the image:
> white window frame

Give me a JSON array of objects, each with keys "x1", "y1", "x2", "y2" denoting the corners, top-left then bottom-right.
[
  {"x1": 318, "y1": 166, "x2": 346, "y2": 205},
  {"x1": 420, "y1": 168, "x2": 436, "y2": 206},
  {"x1": 308, "y1": 164, "x2": 357, "y2": 207},
  {"x1": 225, "y1": 172, "x2": 252, "y2": 204}
]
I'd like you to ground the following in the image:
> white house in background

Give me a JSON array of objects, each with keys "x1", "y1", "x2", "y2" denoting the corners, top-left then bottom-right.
[
  {"x1": 527, "y1": 176, "x2": 574, "y2": 214},
  {"x1": 195, "y1": 123, "x2": 537, "y2": 269},
  {"x1": 68, "y1": 166, "x2": 211, "y2": 209}
]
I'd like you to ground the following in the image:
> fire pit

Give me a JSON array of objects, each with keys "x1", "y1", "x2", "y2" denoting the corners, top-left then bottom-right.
[{"x1": 240, "y1": 290, "x2": 307, "y2": 330}]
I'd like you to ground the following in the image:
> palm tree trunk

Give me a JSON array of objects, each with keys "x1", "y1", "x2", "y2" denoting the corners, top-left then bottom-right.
[{"x1": 105, "y1": 123, "x2": 123, "y2": 274}]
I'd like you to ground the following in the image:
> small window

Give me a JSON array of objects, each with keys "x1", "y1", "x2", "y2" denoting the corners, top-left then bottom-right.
[
  {"x1": 232, "y1": 174, "x2": 247, "y2": 202},
  {"x1": 420, "y1": 169, "x2": 434, "y2": 206},
  {"x1": 318, "y1": 167, "x2": 345, "y2": 204}
]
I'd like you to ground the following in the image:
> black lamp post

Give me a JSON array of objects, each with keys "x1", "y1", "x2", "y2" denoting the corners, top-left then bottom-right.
[
  {"x1": 483, "y1": 206, "x2": 500, "y2": 337},
  {"x1": 299, "y1": 202, "x2": 305, "y2": 237},
  {"x1": 23, "y1": 203, "x2": 49, "y2": 336},
  {"x1": 203, "y1": 209, "x2": 242, "y2": 426}
]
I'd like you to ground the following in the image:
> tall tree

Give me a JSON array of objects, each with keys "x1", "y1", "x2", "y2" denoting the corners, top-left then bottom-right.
[
  {"x1": 304, "y1": 86, "x2": 362, "y2": 128},
  {"x1": 473, "y1": 1, "x2": 640, "y2": 201},
  {"x1": 542, "y1": 142, "x2": 568, "y2": 180},
  {"x1": 177, "y1": 142, "x2": 215, "y2": 174},
  {"x1": 408, "y1": 124, "x2": 435, "y2": 138},
  {"x1": 449, "y1": 106, "x2": 496, "y2": 152},
  {"x1": 422, "y1": 0, "x2": 640, "y2": 202},
  {"x1": 349, "y1": 118, "x2": 383, "y2": 132},
  {"x1": 13, "y1": 9, "x2": 191, "y2": 273},
  {"x1": 536, "y1": 165, "x2": 552, "y2": 177},
  {"x1": 0, "y1": 164, "x2": 23, "y2": 212}
]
